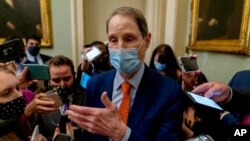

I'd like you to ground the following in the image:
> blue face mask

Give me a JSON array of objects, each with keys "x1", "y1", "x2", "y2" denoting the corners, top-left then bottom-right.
[
  {"x1": 109, "y1": 48, "x2": 141, "y2": 74},
  {"x1": 154, "y1": 61, "x2": 167, "y2": 71}
]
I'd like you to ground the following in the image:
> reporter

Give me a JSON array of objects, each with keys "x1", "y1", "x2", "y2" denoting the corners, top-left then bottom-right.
[
  {"x1": 191, "y1": 81, "x2": 250, "y2": 140},
  {"x1": 179, "y1": 55, "x2": 205, "y2": 91},
  {"x1": 80, "y1": 41, "x2": 112, "y2": 75},
  {"x1": 0, "y1": 66, "x2": 57, "y2": 140}
]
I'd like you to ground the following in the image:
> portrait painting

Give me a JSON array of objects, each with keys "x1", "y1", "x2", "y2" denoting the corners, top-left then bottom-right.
[
  {"x1": 189, "y1": 0, "x2": 250, "y2": 55},
  {"x1": 0, "y1": 0, "x2": 52, "y2": 48},
  {"x1": 197, "y1": 0, "x2": 243, "y2": 40}
]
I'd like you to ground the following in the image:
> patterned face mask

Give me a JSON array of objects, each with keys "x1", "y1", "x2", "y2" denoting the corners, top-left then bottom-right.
[
  {"x1": 0, "y1": 96, "x2": 26, "y2": 120},
  {"x1": 48, "y1": 85, "x2": 73, "y2": 103}
]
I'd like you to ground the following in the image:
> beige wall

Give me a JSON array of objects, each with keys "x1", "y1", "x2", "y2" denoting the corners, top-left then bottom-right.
[
  {"x1": 83, "y1": 0, "x2": 145, "y2": 44},
  {"x1": 83, "y1": 0, "x2": 172, "y2": 65},
  {"x1": 41, "y1": 0, "x2": 73, "y2": 59},
  {"x1": 46, "y1": 0, "x2": 250, "y2": 83}
]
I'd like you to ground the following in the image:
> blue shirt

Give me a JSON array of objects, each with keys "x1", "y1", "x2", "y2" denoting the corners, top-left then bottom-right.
[{"x1": 111, "y1": 62, "x2": 144, "y2": 141}]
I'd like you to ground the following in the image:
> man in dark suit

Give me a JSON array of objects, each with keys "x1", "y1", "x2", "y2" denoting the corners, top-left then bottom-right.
[
  {"x1": 24, "y1": 35, "x2": 51, "y2": 64},
  {"x1": 32, "y1": 55, "x2": 85, "y2": 140},
  {"x1": 66, "y1": 6, "x2": 185, "y2": 141}
]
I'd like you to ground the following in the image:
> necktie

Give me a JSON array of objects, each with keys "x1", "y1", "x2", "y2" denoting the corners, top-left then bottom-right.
[
  {"x1": 119, "y1": 81, "x2": 132, "y2": 124},
  {"x1": 34, "y1": 57, "x2": 38, "y2": 64}
]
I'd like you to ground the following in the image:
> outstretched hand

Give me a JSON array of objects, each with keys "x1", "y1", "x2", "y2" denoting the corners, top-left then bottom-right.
[
  {"x1": 65, "y1": 91, "x2": 127, "y2": 141},
  {"x1": 191, "y1": 82, "x2": 231, "y2": 103}
]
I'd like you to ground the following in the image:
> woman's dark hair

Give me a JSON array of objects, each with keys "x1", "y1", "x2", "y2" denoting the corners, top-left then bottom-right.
[{"x1": 149, "y1": 44, "x2": 181, "y2": 80}]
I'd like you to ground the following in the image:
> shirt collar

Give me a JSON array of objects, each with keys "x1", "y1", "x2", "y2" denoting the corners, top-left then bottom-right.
[
  {"x1": 26, "y1": 50, "x2": 41, "y2": 62},
  {"x1": 114, "y1": 62, "x2": 144, "y2": 90}
]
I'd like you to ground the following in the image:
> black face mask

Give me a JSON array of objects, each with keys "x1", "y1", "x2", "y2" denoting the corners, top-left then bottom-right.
[
  {"x1": 28, "y1": 46, "x2": 40, "y2": 56},
  {"x1": 48, "y1": 86, "x2": 73, "y2": 103},
  {"x1": 0, "y1": 96, "x2": 26, "y2": 120},
  {"x1": 92, "y1": 56, "x2": 110, "y2": 71}
]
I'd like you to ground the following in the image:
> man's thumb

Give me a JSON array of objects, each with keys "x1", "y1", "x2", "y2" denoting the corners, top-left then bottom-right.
[{"x1": 101, "y1": 91, "x2": 112, "y2": 108}]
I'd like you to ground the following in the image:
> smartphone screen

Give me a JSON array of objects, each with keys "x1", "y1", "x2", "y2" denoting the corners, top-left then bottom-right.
[
  {"x1": 178, "y1": 57, "x2": 199, "y2": 72},
  {"x1": 23, "y1": 64, "x2": 50, "y2": 80},
  {"x1": 80, "y1": 72, "x2": 91, "y2": 89},
  {"x1": 46, "y1": 92, "x2": 63, "y2": 107},
  {"x1": 186, "y1": 92, "x2": 223, "y2": 112},
  {"x1": 85, "y1": 46, "x2": 102, "y2": 62}
]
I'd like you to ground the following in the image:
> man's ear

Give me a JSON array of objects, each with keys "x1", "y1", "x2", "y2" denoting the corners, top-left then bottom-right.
[{"x1": 144, "y1": 32, "x2": 151, "y2": 49}]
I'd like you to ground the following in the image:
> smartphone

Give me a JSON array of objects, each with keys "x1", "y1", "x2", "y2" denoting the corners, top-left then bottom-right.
[
  {"x1": 53, "y1": 133, "x2": 72, "y2": 141},
  {"x1": 85, "y1": 46, "x2": 102, "y2": 62},
  {"x1": 30, "y1": 125, "x2": 39, "y2": 141},
  {"x1": 186, "y1": 92, "x2": 223, "y2": 112},
  {"x1": 0, "y1": 38, "x2": 25, "y2": 63},
  {"x1": 43, "y1": 91, "x2": 63, "y2": 107},
  {"x1": 80, "y1": 72, "x2": 91, "y2": 89},
  {"x1": 23, "y1": 64, "x2": 50, "y2": 80},
  {"x1": 178, "y1": 56, "x2": 199, "y2": 72}
]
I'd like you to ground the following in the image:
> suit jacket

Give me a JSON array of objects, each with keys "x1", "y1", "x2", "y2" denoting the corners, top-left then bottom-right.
[
  {"x1": 84, "y1": 65, "x2": 185, "y2": 141},
  {"x1": 224, "y1": 89, "x2": 250, "y2": 113},
  {"x1": 24, "y1": 53, "x2": 52, "y2": 64},
  {"x1": 226, "y1": 70, "x2": 250, "y2": 113}
]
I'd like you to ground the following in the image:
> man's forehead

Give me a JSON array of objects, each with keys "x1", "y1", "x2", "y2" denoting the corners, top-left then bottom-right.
[
  {"x1": 108, "y1": 15, "x2": 139, "y2": 32},
  {"x1": 50, "y1": 65, "x2": 73, "y2": 76},
  {"x1": 27, "y1": 39, "x2": 40, "y2": 44}
]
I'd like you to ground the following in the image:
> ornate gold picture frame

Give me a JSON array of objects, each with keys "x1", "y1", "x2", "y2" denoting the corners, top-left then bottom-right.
[
  {"x1": 0, "y1": 0, "x2": 52, "y2": 48},
  {"x1": 188, "y1": 0, "x2": 250, "y2": 55}
]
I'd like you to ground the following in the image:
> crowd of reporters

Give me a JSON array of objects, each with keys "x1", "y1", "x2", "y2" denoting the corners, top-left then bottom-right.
[{"x1": 0, "y1": 6, "x2": 249, "y2": 141}]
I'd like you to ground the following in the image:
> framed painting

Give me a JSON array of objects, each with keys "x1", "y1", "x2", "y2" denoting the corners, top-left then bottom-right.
[
  {"x1": 0, "y1": 0, "x2": 52, "y2": 48},
  {"x1": 188, "y1": 0, "x2": 250, "y2": 55}
]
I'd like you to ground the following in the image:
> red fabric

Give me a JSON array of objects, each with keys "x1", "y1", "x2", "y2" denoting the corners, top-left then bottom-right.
[
  {"x1": 241, "y1": 114, "x2": 250, "y2": 125},
  {"x1": 22, "y1": 89, "x2": 35, "y2": 104}
]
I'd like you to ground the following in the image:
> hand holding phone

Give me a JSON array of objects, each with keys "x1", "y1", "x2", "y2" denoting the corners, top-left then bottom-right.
[
  {"x1": 178, "y1": 56, "x2": 199, "y2": 73},
  {"x1": 85, "y1": 46, "x2": 102, "y2": 62},
  {"x1": 186, "y1": 92, "x2": 223, "y2": 112},
  {"x1": 43, "y1": 92, "x2": 63, "y2": 107}
]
